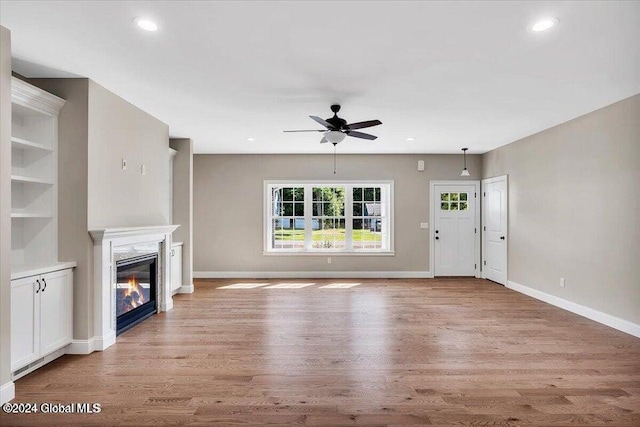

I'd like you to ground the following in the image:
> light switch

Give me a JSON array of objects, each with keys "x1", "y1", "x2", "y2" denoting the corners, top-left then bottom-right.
[
  {"x1": 417, "y1": 160, "x2": 425, "y2": 172},
  {"x1": 420, "y1": 222, "x2": 429, "y2": 229},
  {"x1": 141, "y1": 164, "x2": 146, "y2": 175},
  {"x1": 122, "y1": 159, "x2": 127, "y2": 170}
]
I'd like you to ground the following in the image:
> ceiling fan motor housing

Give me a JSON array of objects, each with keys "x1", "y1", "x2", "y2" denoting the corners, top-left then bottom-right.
[{"x1": 326, "y1": 116, "x2": 347, "y2": 130}]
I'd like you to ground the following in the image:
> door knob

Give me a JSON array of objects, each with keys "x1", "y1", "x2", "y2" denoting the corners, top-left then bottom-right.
[{"x1": 500, "y1": 236, "x2": 505, "y2": 240}]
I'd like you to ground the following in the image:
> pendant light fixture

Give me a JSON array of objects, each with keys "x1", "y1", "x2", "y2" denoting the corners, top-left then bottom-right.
[{"x1": 460, "y1": 148, "x2": 470, "y2": 177}]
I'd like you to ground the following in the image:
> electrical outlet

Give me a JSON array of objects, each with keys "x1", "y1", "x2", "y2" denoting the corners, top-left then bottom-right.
[
  {"x1": 560, "y1": 278, "x2": 565, "y2": 287},
  {"x1": 327, "y1": 257, "x2": 332, "y2": 264},
  {"x1": 122, "y1": 159, "x2": 127, "y2": 170},
  {"x1": 420, "y1": 222, "x2": 429, "y2": 229}
]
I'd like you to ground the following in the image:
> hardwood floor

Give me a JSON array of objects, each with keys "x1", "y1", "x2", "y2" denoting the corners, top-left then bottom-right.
[{"x1": 2, "y1": 278, "x2": 639, "y2": 426}]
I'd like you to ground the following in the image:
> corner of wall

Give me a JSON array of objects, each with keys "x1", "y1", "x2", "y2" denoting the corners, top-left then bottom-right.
[{"x1": 0, "y1": 25, "x2": 14, "y2": 403}]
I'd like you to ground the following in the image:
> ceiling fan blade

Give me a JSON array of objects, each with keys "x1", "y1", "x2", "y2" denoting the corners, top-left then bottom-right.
[
  {"x1": 310, "y1": 115, "x2": 332, "y2": 129},
  {"x1": 320, "y1": 136, "x2": 328, "y2": 143},
  {"x1": 345, "y1": 119, "x2": 382, "y2": 130},
  {"x1": 346, "y1": 130, "x2": 377, "y2": 140},
  {"x1": 283, "y1": 129, "x2": 326, "y2": 133}
]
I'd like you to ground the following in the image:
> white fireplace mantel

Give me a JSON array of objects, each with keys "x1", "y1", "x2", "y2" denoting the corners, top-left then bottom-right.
[
  {"x1": 89, "y1": 225, "x2": 180, "y2": 242},
  {"x1": 89, "y1": 224, "x2": 179, "y2": 352}
]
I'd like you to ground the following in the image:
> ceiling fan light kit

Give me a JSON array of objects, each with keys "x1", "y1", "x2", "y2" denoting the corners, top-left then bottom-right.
[{"x1": 324, "y1": 131, "x2": 346, "y2": 144}]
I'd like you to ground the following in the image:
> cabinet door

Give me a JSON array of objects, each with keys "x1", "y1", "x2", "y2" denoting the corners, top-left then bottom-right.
[
  {"x1": 11, "y1": 276, "x2": 40, "y2": 371},
  {"x1": 40, "y1": 269, "x2": 73, "y2": 355},
  {"x1": 171, "y1": 246, "x2": 182, "y2": 291}
]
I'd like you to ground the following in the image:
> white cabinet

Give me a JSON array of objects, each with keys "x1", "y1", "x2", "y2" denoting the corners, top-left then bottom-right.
[
  {"x1": 10, "y1": 276, "x2": 39, "y2": 371},
  {"x1": 11, "y1": 268, "x2": 73, "y2": 373},
  {"x1": 170, "y1": 243, "x2": 183, "y2": 293},
  {"x1": 40, "y1": 269, "x2": 73, "y2": 354}
]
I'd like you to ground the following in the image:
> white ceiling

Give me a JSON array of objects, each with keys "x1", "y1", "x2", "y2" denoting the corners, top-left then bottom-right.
[{"x1": 1, "y1": 1, "x2": 639, "y2": 154}]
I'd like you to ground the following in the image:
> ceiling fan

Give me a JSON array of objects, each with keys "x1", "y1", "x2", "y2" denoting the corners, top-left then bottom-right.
[{"x1": 283, "y1": 104, "x2": 382, "y2": 144}]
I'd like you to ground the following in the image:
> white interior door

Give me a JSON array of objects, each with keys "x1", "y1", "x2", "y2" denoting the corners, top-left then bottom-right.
[
  {"x1": 434, "y1": 184, "x2": 477, "y2": 276},
  {"x1": 482, "y1": 176, "x2": 508, "y2": 285}
]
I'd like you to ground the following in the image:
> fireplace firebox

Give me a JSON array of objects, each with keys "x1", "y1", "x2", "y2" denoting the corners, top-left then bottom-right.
[{"x1": 116, "y1": 254, "x2": 158, "y2": 335}]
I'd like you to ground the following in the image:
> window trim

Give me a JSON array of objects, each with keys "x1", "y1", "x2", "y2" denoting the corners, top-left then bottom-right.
[{"x1": 263, "y1": 180, "x2": 395, "y2": 256}]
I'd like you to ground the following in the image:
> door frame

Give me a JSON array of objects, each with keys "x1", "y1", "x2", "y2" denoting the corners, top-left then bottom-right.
[
  {"x1": 429, "y1": 180, "x2": 481, "y2": 278},
  {"x1": 481, "y1": 175, "x2": 508, "y2": 284}
]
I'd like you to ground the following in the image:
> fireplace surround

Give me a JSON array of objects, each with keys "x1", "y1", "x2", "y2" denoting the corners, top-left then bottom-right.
[{"x1": 88, "y1": 225, "x2": 179, "y2": 351}]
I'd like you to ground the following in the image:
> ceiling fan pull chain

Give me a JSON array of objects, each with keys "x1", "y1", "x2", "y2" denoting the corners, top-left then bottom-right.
[{"x1": 333, "y1": 143, "x2": 337, "y2": 175}]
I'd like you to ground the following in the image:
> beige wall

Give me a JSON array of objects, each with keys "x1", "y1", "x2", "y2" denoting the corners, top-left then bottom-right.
[
  {"x1": 23, "y1": 78, "x2": 171, "y2": 341},
  {"x1": 0, "y1": 25, "x2": 13, "y2": 395},
  {"x1": 170, "y1": 138, "x2": 193, "y2": 288},
  {"x1": 483, "y1": 94, "x2": 640, "y2": 324},
  {"x1": 29, "y1": 78, "x2": 92, "y2": 340},
  {"x1": 193, "y1": 154, "x2": 481, "y2": 273},
  {"x1": 87, "y1": 81, "x2": 170, "y2": 228}
]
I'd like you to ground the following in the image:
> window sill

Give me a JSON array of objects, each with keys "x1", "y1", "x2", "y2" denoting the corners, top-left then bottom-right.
[{"x1": 263, "y1": 251, "x2": 395, "y2": 257}]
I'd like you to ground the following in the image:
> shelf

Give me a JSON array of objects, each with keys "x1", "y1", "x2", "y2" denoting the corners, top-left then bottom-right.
[
  {"x1": 11, "y1": 211, "x2": 53, "y2": 219},
  {"x1": 11, "y1": 137, "x2": 53, "y2": 152},
  {"x1": 11, "y1": 77, "x2": 64, "y2": 283},
  {"x1": 11, "y1": 175, "x2": 53, "y2": 185}
]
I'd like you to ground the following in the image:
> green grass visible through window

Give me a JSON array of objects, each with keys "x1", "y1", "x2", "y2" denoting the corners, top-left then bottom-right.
[{"x1": 274, "y1": 229, "x2": 382, "y2": 242}]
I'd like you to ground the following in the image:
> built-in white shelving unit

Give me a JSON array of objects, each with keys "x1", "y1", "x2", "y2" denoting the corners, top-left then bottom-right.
[
  {"x1": 10, "y1": 77, "x2": 75, "y2": 380},
  {"x1": 10, "y1": 77, "x2": 65, "y2": 270}
]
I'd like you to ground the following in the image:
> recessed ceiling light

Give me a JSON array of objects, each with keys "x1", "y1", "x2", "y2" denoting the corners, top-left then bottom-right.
[
  {"x1": 134, "y1": 18, "x2": 158, "y2": 32},
  {"x1": 246, "y1": 137, "x2": 255, "y2": 142},
  {"x1": 531, "y1": 18, "x2": 557, "y2": 32},
  {"x1": 405, "y1": 137, "x2": 415, "y2": 141}
]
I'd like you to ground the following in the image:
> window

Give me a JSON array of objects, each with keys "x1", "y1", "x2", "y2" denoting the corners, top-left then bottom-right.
[
  {"x1": 265, "y1": 181, "x2": 393, "y2": 254},
  {"x1": 440, "y1": 192, "x2": 468, "y2": 211}
]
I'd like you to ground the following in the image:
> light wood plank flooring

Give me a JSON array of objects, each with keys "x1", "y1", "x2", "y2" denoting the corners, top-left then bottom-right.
[{"x1": 2, "y1": 278, "x2": 639, "y2": 426}]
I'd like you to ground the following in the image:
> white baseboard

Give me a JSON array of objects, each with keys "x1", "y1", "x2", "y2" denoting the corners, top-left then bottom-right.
[
  {"x1": 161, "y1": 298, "x2": 174, "y2": 311},
  {"x1": 66, "y1": 338, "x2": 96, "y2": 355},
  {"x1": 1, "y1": 381, "x2": 15, "y2": 404},
  {"x1": 507, "y1": 280, "x2": 640, "y2": 338},
  {"x1": 93, "y1": 332, "x2": 116, "y2": 351},
  {"x1": 194, "y1": 270, "x2": 432, "y2": 279},
  {"x1": 178, "y1": 283, "x2": 194, "y2": 293}
]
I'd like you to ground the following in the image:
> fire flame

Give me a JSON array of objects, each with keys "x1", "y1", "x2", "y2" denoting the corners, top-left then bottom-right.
[{"x1": 123, "y1": 277, "x2": 145, "y2": 308}]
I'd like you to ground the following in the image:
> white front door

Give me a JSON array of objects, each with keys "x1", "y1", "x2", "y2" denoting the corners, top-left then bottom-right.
[
  {"x1": 434, "y1": 184, "x2": 477, "y2": 276},
  {"x1": 482, "y1": 176, "x2": 508, "y2": 285}
]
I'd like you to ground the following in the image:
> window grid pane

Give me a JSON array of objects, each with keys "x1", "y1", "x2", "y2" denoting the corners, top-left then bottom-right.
[{"x1": 269, "y1": 183, "x2": 390, "y2": 252}]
